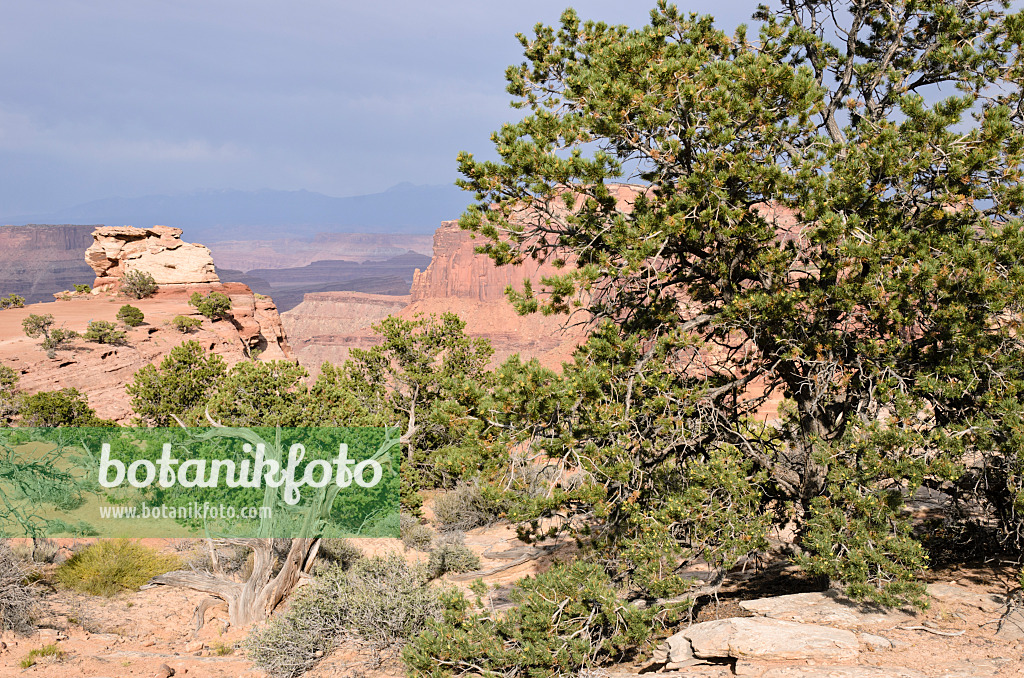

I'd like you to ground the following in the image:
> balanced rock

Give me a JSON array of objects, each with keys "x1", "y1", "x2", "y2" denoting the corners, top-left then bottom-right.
[{"x1": 85, "y1": 225, "x2": 219, "y2": 291}]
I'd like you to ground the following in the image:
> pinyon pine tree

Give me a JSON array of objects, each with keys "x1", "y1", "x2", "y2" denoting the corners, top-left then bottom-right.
[{"x1": 455, "y1": 0, "x2": 1024, "y2": 605}]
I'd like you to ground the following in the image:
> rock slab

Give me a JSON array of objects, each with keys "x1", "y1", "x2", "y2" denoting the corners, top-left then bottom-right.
[
  {"x1": 739, "y1": 591, "x2": 914, "y2": 627},
  {"x1": 657, "y1": 617, "x2": 860, "y2": 663},
  {"x1": 86, "y1": 225, "x2": 219, "y2": 290}
]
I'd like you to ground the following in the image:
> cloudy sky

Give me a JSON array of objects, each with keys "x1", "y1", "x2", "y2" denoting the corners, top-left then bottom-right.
[{"x1": 0, "y1": 0, "x2": 748, "y2": 214}]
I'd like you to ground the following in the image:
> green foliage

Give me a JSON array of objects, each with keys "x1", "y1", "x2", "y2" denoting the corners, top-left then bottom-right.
[
  {"x1": 244, "y1": 554, "x2": 444, "y2": 677},
  {"x1": 0, "y1": 365, "x2": 19, "y2": 424},
  {"x1": 0, "y1": 293, "x2": 24, "y2": 309},
  {"x1": 189, "y1": 291, "x2": 232, "y2": 320},
  {"x1": 206, "y1": 360, "x2": 308, "y2": 427},
  {"x1": 404, "y1": 561, "x2": 659, "y2": 677},
  {"x1": 126, "y1": 340, "x2": 227, "y2": 426},
  {"x1": 170, "y1": 314, "x2": 202, "y2": 333},
  {"x1": 120, "y1": 270, "x2": 157, "y2": 299},
  {"x1": 19, "y1": 643, "x2": 65, "y2": 668},
  {"x1": 116, "y1": 304, "x2": 144, "y2": 327},
  {"x1": 345, "y1": 313, "x2": 499, "y2": 508},
  {"x1": 426, "y1": 533, "x2": 480, "y2": 578},
  {"x1": 452, "y1": 0, "x2": 1024, "y2": 606},
  {"x1": 21, "y1": 314, "x2": 54, "y2": 339},
  {"x1": 83, "y1": 320, "x2": 126, "y2": 345},
  {"x1": 73, "y1": 284, "x2": 91, "y2": 294},
  {"x1": 41, "y1": 329, "x2": 78, "y2": 355},
  {"x1": 55, "y1": 540, "x2": 180, "y2": 597},
  {"x1": 18, "y1": 388, "x2": 113, "y2": 427}
]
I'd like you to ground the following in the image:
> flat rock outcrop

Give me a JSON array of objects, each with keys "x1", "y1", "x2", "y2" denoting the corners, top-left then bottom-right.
[
  {"x1": 85, "y1": 225, "x2": 219, "y2": 291},
  {"x1": 655, "y1": 617, "x2": 860, "y2": 666},
  {"x1": 739, "y1": 591, "x2": 916, "y2": 627}
]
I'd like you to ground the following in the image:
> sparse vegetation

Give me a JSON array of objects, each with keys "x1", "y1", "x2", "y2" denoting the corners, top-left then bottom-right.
[
  {"x1": 21, "y1": 313, "x2": 54, "y2": 339},
  {"x1": 83, "y1": 320, "x2": 127, "y2": 345},
  {"x1": 22, "y1": 313, "x2": 78, "y2": 356},
  {"x1": 170, "y1": 314, "x2": 202, "y2": 333},
  {"x1": 19, "y1": 643, "x2": 66, "y2": 668},
  {"x1": 120, "y1": 270, "x2": 157, "y2": 299},
  {"x1": 55, "y1": 540, "x2": 180, "y2": 597},
  {"x1": 73, "y1": 284, "x2": 91, "y2": 294},
  {"x1": 244, "y1": 554, "x2": 444, "y2": 677},
  {"x1": 400, "y1": 514, "x2": 434, "y2": 552},
  {"x1": 116, "y1": 304, "x2": 144, "y2": 327},
  {"x1": 189, "y1": 291, "x2": 232, "y2": 320},
  {"x1": 0, "y1": 541, "x2": 34, "y2": 633},
  {"x1": 0, "y1": 293, "x2": 25, "y2": 309},
  {"x1": 426, "y1": 532, "x2": 480, "y2": 578}
]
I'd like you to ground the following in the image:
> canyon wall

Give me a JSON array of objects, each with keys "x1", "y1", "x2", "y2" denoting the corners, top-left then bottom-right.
[
  {"x1": 284, "y1": 220, "x2": 587, "y2": 374},
  {"x1": 0, "y1": 225, "x2": 97, "y2": 302}
]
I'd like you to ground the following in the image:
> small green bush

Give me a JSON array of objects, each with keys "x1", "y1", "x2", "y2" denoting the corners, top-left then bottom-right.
[
  {"x1": 55, "y1": 540, "x2": 180, "y2": 597},
  {"x1": 426, "y1": 533, "x2": 480, "y2": 578},
  {"x1": 400, "y1": 514, "x2": 434, "y2": 552},
  {"x1": 41, "y1": 329, "x2": 78, "y2": 356},
  {"x1": 18, "y1": 388, "x2": 112, "y2": 427},
  {"x1": 120, "y1": 270, "x2": 157, "y2": 299},
  {"x1": 22, "y1": 313, "x2": 54, "y2": 339},
  {"x1": 73, "y1": 284, "x2": 92, "y2": 294},
  {"x1": 0, "y1": 293, "x2": 25, "y2": 309},
  {"x1": 189, "y1": 291, "x2": 232, "y2": 320},
  {"x1": 244, "y1": 554, "x2": 444, "y2": 677},
  {"x1": 404, "y1": 561, "x2": 660, "y2": 678},
  {"x1": 19, "y1": 643, "x2": 65, "y2": 668},
  {"x1": 84, "y1": 320, "x2": 127, "y2": 345},
  {"x1": 171, "y1": 315, "x2": 202, "y2": 333},
  {"x1": 116, "y1": 304, "x2": 145, "y2": 327},
  {"x1": 0, "y1": 541, "x2": 33, "y2": 633}
]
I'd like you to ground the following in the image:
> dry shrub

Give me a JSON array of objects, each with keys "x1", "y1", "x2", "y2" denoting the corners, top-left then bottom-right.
[
  {"x1": 244, "y1": 553, "x2": 444, "y2": 677},
  {"x1": 426, "y1": 532, "x2": 480, "y2": 578},
  {"x1": 0, "y1": 541, "x2": 34, "y2": 633},
  {"x1": 432, "y1": 481, "x2": 502, "y2": 532}
]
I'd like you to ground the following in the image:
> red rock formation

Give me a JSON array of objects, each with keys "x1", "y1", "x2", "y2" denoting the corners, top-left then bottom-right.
[
  {"x1": 0, "y1": 227, "x2": 294, "y2": 423},
  {"x1": 0, "y1": 283, "x2": 293, "y2": 423},
  {"x1": 284, "y1": 219, "x2": 588, "y2": 374},
  {"x1": 86, "y1": 225, "x2": 219, "y2": 292}
]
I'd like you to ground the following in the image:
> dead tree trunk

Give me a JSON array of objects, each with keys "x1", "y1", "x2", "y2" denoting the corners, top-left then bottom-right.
[{"x1": 149, "y1": 537, "x2": 319, "y2": 629}]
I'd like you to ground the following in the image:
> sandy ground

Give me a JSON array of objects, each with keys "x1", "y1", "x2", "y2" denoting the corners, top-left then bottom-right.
[{"x1": 3, "y1": 530, "x2": 1024, "y2": 678}]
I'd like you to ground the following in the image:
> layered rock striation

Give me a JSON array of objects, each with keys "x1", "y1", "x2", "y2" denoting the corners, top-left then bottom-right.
[
  {"x1": 0, "y1": 225, "x2": 97, "y2": 303},
  {"x1": 86, "y1": 225, "x2": 219, "y2": 292}
]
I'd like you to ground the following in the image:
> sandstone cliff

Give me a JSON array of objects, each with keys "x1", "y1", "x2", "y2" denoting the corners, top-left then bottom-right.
[
  {"x1": 284, "y1": 220, "x2": 587, "y2": 374},
  {"x1": 86, "y1": 225, "x2": 219, "y2": 292}
]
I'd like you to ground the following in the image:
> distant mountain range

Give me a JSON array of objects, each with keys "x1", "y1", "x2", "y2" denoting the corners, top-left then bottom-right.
[{"x1": 1, "y1": 183, "x2": 473, "y2": 241}]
